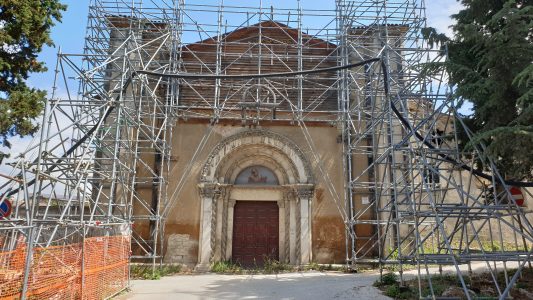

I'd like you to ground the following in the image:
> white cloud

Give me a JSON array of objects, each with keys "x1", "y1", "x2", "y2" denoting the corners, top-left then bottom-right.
[{"x1": 426, "y1": 0, "x2": 463, "y2": 37}]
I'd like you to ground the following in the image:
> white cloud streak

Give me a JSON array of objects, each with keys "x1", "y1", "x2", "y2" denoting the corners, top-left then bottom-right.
[{"x1": 426, "y1": 0, "x2": 463, "y2": 37}]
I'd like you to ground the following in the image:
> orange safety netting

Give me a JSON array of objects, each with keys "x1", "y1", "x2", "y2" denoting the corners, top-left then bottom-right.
[{"x1": 0, "y1": 236, "x2": 130, "y2": 300}]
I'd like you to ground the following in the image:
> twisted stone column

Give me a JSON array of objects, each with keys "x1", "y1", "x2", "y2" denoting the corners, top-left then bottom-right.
[
  {"x1": 196, "y1": 183, "x2": 220, "y2": 271},
  {"x1": 295, "y1": 185, "x2": 314, "y2": 265}
]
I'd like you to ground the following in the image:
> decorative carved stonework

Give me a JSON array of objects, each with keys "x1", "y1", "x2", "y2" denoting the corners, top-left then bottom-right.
[
  {"x1": 220, "y1": 185, "x2": 232, "y2": 260},
  {"x1": 198, "y1": 183, "x2": 220, "y2": 198},
  {"x1": 284, "y1": 199, "x2": 291, "y2": 262},
  {"x1": 210, "y1": 196, "x2": 217, "y2": 262},
  {"x1": 294, "y1": 185, "x2": 315, "y2": 200},
  {"x1": 200, "y1": 129, "x2": 314, "y2": 184},
  {"x1": 281, "y1": 186, "x2": 293, "y2": 263}
]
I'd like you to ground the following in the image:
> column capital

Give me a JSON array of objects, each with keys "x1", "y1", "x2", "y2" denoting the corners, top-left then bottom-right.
[
  {"x1": 293, "y1": 184, "x2": 315, "y2": 199},
  {"x1": 198, "y1": 183, "x2": 221, "y2": 198}
]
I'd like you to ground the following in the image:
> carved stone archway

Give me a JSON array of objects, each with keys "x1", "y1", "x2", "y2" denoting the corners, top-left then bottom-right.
[{"x1": 197, "y1": 129, "x2": 314, "y2": 270}]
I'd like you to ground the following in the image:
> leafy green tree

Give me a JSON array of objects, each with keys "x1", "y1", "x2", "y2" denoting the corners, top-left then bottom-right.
[
  {"x1": 423, "y1": 0, "x2": 533, "y2": 181},
  {"x1": 0, "y1": 0, "x2": 66, "y2": 162}
]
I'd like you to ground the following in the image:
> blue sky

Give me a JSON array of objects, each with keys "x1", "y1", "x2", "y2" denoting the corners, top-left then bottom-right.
[{"x1": 28, "y1": 0, "x2": 462, "y2": 93}]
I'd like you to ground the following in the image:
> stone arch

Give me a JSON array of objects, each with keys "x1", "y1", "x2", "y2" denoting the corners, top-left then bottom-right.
[
  {"x1": 196, "y1": 129, "x2": 315, "y2": 270},
  {"x1": 219, "y1": 146, "x2": 295, "y2": 185},
  {"x1": 200, "y1": 129, "x2": 314, "y2": 184}
]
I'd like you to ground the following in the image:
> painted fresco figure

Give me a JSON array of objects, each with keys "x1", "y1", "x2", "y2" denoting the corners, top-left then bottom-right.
[{"x1": 248, "y1": 167, "x2": 267, "y2": 183}]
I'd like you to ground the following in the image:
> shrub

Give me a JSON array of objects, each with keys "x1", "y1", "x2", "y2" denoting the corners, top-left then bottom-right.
[
  {"x1": 381, "y1": 273, "x2": 399, "y2": 285},
  {"x1": 385, "y1": 284, "x2": 401, "y2": 298}
]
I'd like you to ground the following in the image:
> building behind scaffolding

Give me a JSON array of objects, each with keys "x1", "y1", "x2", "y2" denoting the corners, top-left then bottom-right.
[{"x1": 1, "y1": 1, "x2": 532, "y2": 299}]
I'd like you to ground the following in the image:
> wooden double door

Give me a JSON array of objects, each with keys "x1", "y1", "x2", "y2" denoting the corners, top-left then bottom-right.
[{"x1": 232, "y1": 201, "x2": 279, "y2": 266}]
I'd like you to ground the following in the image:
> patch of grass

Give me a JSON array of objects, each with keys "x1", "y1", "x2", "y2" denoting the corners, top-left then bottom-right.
[
  {"x1": 384, "y1": 284, "x2": 415, "y2": 299},
  {"x1": 374, "y1": 272, "x2": 399, "y2": 287},
  {"x1": 263, "y1": 258, "x2": 294, "y2": 274},
  {"x1": 384, "y1": 284, "x2": 400, "y2": 297},
  {"x1": 374, "y1": 273, "x2": 414, "y2": 299},
  {"x1": 130, "y1": 264, "x2": 182, "y2": 280},
  {"x1": 384, "y1": 249, "x2": 401, "y2": 272},
  {"x1": 353, "y1": 263, "x2": 378, "y2": 272},
  {"x1": 375, "y1": 268, "x2": 533, "y2": 299},
  {"x1": 466, "y1": 240, "x2": 527, "y2": 252},
  {"x1": 419, "y1": 274, "x2": 459, "y2": 298},
  {"x1": 210, "y1": 261, "x2": 243, "y2": 274},
  {"x1": 323, "y1": 264, "x2": 351, "y2": 272},
  {"x1": 302, "y1": 262, "x2": 350, "y2": 272},
  {"x1": 160, "y1": 264, "x2": 182, "y2": 276},
  {"x1": 382, "y1": 272, "x2": 399, "y2": 285},
  {"x1": 211, "y1": 258, "x2": 295, "y2": 274},
  {"x1": 515, "y1": 282, "x2": 527, "y2": 289},
  {"x1": 303, "y1": 261, "x2": 322, "y2": 271}
]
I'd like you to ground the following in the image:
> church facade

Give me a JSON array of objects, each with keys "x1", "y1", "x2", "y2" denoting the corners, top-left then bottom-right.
[{"x1": 129, "y1": 21, "x2": 354, "y2": 268}]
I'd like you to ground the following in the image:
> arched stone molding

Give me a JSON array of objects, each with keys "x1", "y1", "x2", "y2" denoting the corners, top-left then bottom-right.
[
  {"x1": 224, "y1": 151, "x2": 290, "y2": 184},
  {"x1": 200, "y1": 129, "x2": 314, "y2": 184},
  {"x1": 196, "y1": 129, "x2": 315, "y2": 270}
]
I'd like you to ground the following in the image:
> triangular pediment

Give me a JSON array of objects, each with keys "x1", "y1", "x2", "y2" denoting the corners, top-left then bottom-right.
[{"x1": 184, "y1": 20, "x2": 336, "y2": 50}]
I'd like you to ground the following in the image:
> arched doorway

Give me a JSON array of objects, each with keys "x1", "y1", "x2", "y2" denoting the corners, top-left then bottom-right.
[{"x1": 197, "y1": 129, "x2": 315, "y2": 270}]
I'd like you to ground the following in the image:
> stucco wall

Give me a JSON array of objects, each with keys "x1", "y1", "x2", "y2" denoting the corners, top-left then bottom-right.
[{"x1": 152, "y1": 122, "x2": 346, "y2": 265}]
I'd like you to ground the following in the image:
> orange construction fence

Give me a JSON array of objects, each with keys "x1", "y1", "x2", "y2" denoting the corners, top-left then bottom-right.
[{"x1": 0, "y1": 236, "x2": 130, "y2": 300}]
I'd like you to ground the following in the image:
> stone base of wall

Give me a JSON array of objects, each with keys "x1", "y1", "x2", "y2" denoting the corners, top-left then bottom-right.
[{"x1": 164, "y1": 234, "x2": 198, "y2": 267}]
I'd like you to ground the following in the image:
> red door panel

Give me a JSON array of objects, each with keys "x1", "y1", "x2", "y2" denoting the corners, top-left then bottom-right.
[{"x1": 232, "y1": 201, "x2": 279, "y2": 266}]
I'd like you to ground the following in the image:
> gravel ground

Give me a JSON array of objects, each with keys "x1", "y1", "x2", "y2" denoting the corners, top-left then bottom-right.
[{"x1": 117, "y1": 271, "x2": 391, "y2": 300}]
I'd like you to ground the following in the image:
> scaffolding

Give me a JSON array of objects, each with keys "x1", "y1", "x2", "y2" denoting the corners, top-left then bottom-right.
[{"x1": 0, "y1": 0, "x2": 532, "y2": 299}]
